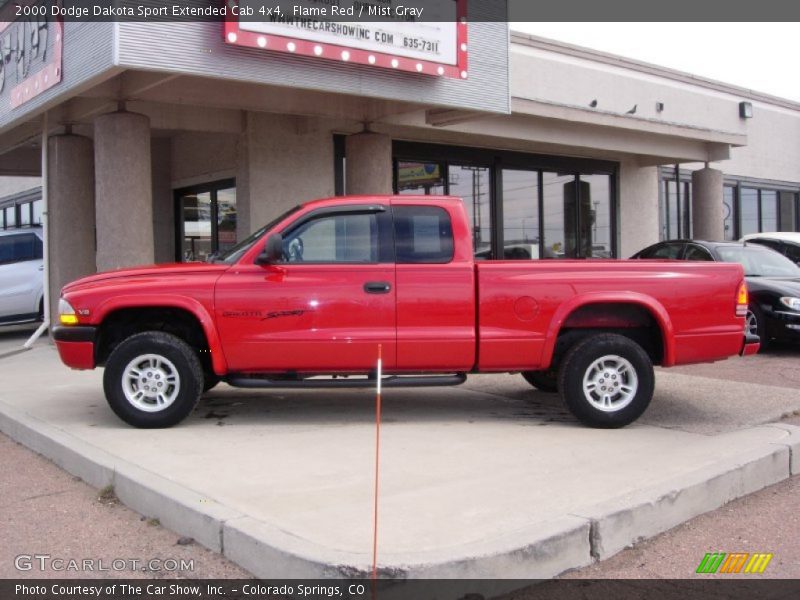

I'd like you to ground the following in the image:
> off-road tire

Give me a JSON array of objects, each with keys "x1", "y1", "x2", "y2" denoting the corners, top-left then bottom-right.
[
  {"x1": 558, "y1": 333, "x2": 654, "y2": 428},
  {"x1": 103, "y1": 331, "x2": 204, "y2": 428}
]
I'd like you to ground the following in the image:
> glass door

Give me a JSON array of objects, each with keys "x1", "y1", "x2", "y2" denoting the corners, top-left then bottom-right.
[{"x1": 175, "y1": 179, "x2": 236, "y2": 262}]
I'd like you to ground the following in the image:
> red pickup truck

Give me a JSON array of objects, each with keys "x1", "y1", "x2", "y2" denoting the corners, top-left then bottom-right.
[{"x1": 53, "y1": 195, "x2": 758, "y2": 429}]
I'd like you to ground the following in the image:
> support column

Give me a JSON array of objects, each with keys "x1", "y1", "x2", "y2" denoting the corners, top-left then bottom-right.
[
  {"x1": 47, "y1": 134, "x2": 95, "y2": 325},
  {"x1": 691, "y1": 166, "x2": 724, "y2": 241},
  {"x1": 94, "y1": 111, "x2": 154, "y2": 270},
  {"x1": 237, "y1": 112, "x2": 335, "y2": 237},
  {"x1": 618, "y1": 159, "x2": 660, "y2": 257},
  {"x1": 151, "y1": 137, "x2": 174, "y2": 263},
  {"x1": 345, "y1": 132, "x2": 392, "y2": 195}
]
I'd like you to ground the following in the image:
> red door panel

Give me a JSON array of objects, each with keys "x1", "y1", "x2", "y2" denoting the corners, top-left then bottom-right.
[{"x1": 215, "y1": 264, "x2": 396, "y2": 372}]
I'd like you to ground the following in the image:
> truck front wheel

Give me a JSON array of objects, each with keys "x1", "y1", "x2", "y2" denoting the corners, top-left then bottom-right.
[
  {"x1": 558, "y1": 333, "x2": 654, "y2": 428},
  {"x1": 103, "y1": 331, "x2": 204, "y2": 428}
]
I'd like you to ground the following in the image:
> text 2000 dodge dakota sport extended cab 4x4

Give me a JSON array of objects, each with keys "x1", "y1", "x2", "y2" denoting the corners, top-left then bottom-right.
[{"x1": 53, "y1": 196, "x2": 759, "y2": 429}]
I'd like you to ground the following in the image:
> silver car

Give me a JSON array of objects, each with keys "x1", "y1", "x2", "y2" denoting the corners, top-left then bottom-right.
[{"x1": 0, "y1": 227, "x2": 44, "y2": 325}]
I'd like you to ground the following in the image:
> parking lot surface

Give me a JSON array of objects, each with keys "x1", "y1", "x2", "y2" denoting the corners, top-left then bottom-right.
[{"x1": 1, "y1": 328, "x2": 799, "y2": 580}]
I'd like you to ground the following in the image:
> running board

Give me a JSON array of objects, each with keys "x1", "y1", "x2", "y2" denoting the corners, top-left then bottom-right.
[{"x1": 226, "y1": 373, "x2": 467, "y2": 389}]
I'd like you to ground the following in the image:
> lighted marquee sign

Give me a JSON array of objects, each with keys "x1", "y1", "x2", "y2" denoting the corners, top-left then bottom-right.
[
  {"x1": 224, "y1": 0, "x2": 468, "y2": 78},
  {"x1": 0, "y1": 0, "x2": 63, "y2": 108}
]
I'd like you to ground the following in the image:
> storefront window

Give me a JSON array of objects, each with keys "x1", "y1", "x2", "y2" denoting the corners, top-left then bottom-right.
[
  {"x1": 176, "y1": 179, "x2": 236, "y2": 262},
  {"x1": 392, "y1": 144, "x2": 617, "y2": 260},
  {"x1": 502, "y1": 169, "x2": 539, "y2": 259},
  {"x1": 449, "y1": 165, "x2": 491, "y2": 257},
  {"x1": 396, "y1": 161, "x2": 445, "y2": 195},
  {"x1": 660, "y1": 179, "x2": 692, "y2": 240},
  {"x1": 216, "y1": 187, "x2": 237, "y2": 255},
  {"x1": 723, "y1": 186, "x2": 735, "y2": 240},
  {"x1": 2, "y1": 207, "x2": 14, "y2": 229},
  {"x1": 581, "y1": 174, "x2": 613, "y2": 258},
  {"x1": 740, "y1": 188, "x2": 759, "y2": 236},
  {"x1": 18, "y1": 202, "x2": 30, "y2": 226},
  {"x1": 32, "y1": 200, "x2": 43, "y2": 226},
  {"x1": 761, "y1": 190, "x2": 778, "y2": 231},
  {"x1": 180, "y1": 191, "x2": 212, "y2": 262},
  {"x1": 542, "y1": 172, "x2": 571, "y2": 258}
]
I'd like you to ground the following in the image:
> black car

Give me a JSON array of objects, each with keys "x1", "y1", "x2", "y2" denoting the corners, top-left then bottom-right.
[{"x1": 632, "y1": 240, "x2": 800, "y2": 349}]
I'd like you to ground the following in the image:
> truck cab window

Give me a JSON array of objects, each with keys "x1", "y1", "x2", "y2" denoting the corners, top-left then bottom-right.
[
  {"x1": 282, "y1": 213, "x2": 378, "y2": 263},
  {"x1": 393, "y1": 206, "x2": 454, "y2": 264}
]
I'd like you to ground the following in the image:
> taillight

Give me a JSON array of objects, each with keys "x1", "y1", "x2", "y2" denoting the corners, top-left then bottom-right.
[{"x1": 736, "y1": 281, "x2": 749, "y2": 317}]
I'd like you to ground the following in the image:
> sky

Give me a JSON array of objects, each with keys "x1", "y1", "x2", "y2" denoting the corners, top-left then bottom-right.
[{"x1": 510, "y1": 23, "x2": 800, "y2": 103}]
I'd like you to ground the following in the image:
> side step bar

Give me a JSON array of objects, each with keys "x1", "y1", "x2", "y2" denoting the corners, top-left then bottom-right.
[{"x1": 226, "y1": 373, "x2": 467, "y2": 389}]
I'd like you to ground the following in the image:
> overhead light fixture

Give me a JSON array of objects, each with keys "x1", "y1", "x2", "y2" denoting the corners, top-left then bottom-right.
[{"x1": 739, "y1": 101, "x2": 753, "y2": 119}]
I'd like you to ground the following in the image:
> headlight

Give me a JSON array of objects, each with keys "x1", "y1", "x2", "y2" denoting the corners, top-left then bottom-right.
[
  {"x1": 58, "y1": 298, "x2": 78, "y2": 325},
  {"x1": 779, "y1": 297, "x2": 800, "y2": 311}
]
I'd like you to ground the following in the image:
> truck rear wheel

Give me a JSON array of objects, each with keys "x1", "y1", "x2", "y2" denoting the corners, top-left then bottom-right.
[
  {"x1": 103, "y1": 331, "x2": 204, "y2": 428},
  {"x1": 558, "y1": 333, "x2": 654, "y2": 428}
]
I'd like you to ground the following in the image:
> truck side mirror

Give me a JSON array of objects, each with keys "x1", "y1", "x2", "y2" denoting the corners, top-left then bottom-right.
[{"x1": 256, "y1": 234, "x2": 283, "y2": 265}]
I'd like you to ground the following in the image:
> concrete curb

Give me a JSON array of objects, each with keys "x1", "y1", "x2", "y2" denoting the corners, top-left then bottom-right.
[
  {"x1": 571, "y1": 433, "x2": 791, "y2": 560},
  {"x1": 764, "y1": 422, "x2": 800, "y2": 475},
  {"x1": 0, "y1": 397, "x2": 797, "y2": 581},
  {"x1": 0, "y1": 399, "x2": 243, "y2": 553}
]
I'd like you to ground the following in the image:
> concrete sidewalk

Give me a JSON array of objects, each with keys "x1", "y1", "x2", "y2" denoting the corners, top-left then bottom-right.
[{"x1": 1, "y1": 341, "x2": 799, "y2": 580}]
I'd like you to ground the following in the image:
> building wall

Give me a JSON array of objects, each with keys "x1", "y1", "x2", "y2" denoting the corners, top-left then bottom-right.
[
  {"x1": 510, "y1": 37, "x2": 749, "y2": 142},
  {"x1": 714, "y1": 103, "x2": 800, "y2": 182},
  {"x1": 171, "y1": 132, "x2": 239, "y2": 188},
  {"x1": 0, "y1": 176, "x2": 42, "y2": 198}
]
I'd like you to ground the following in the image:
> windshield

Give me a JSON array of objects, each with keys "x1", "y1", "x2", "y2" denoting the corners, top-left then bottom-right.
[
  {"x1": 716, "y1": 246, "x2": 800, "y2": 278},
  {"x1": 215, "y1": 205, "x2": 302, "y2": 264}
]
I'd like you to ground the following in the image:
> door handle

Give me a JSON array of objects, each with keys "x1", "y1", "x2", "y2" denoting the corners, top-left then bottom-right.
[{"x1": 364, "y1": 281, "x2": 391, "y2": 294}]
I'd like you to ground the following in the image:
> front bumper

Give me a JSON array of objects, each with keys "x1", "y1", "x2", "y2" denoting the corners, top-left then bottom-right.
[
  {"x1": 768, "y1": 309, "x2": 800, "y2": 340},
  {"x1": 740, "y1": 333, "x2": 760, "y2": 357},
  {"x1": 52, "y1": 325, "x2": 97, "y2": 370}
]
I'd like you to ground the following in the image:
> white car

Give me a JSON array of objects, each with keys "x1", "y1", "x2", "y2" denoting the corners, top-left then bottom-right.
[
  {"x1": 0, "y1": 228, "x2": 44, "y2": 325},
  {"x1": 741, "y1": 232, "x2": 800, "y2": 266}
]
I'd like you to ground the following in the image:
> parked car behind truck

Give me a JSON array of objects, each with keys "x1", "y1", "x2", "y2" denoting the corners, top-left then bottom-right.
[
  {"x1": 632, "y1": 239, "x2": 800, "y2": 349},
  {"x1": 0, "y1": 227, "x2": 44, "y2": 325},
  {"x1": 52, "y1": 196, "x2": 758, "y2": 429}
]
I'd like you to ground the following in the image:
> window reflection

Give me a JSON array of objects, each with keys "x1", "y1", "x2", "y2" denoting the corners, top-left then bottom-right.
[
  {"x1": 542, "y1": 172, "x2": 572, "y2": 258},
  {"x1": 580, "y1": 174, "x2": 612, "y2": 258},
  {"x1": 449, "y1": 165, "x2": 491, "y2": 257},
  {"x1": 740, "y1": 188, "x2": 759, "y2": 236},
  {"x1": 723, "y1": 186, "x2": 735, "y2": 240},
  {"x1": 761, "y1": 190, "x2": 778, "y2": 231},
  {"x1": 502, "y1": 169, "x2": 539, "y2": 259},
  {"x1": 392, "y1": 158, "x2": 616, "y2": 259},
  {"x1": 397, "y1": 161, "x2": 445, "y2": 195}
]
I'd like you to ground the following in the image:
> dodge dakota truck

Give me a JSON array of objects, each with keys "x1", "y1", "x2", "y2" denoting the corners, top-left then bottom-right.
[{"x1": 53, "y1": 195, "x2": 759, "y2": 429}]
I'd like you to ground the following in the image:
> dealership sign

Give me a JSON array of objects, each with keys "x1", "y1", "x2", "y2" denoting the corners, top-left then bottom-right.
[
  {"x1": 0, "y1": 0, "x2": 63, "y2": 108},
  {"x1": 224, "y1": 0, "x2": 468, "y2": 78}
]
